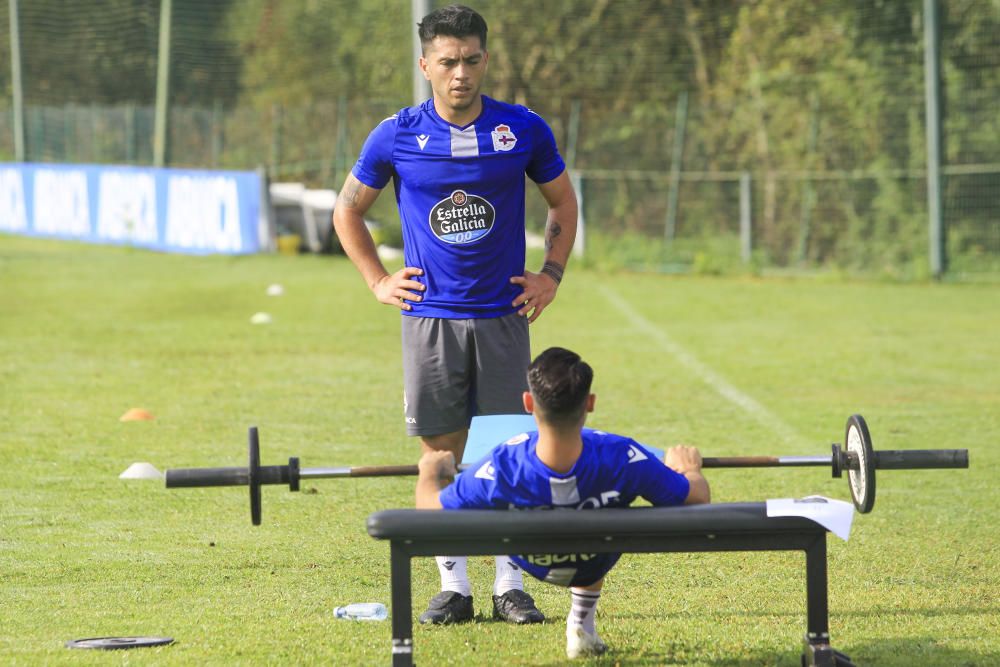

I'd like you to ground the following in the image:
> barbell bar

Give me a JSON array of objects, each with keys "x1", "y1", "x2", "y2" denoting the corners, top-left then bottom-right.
[{"x1": 165, "y1": 414, "x2": 968, "y2": 525}]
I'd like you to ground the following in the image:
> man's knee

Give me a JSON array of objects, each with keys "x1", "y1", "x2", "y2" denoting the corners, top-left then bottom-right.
[{"x1": 573, "y1": 577, "x2": 604, "y2": 593}]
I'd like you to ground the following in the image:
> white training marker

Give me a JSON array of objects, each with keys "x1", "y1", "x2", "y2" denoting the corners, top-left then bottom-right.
[
  {"x1": 266, "y1": 284, "x2": 284, "y2": 296},
  {"x1": 250, "y1": 312, "x2": 272, "y2": 324},
  {"x1": 120, "y1": 462, "x2": 164, "y2": 480}
]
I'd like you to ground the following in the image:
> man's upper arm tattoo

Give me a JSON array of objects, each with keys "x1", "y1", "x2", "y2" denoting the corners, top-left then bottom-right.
[
  {"x1": 545, "y1": 220, "x2": 562, "y2": 251},
  {"x1": 341, "y1": 177, "x2": 366, "y2": 209}
]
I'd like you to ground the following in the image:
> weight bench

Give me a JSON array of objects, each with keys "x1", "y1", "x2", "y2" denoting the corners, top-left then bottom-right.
[{"x1": 367, "y1": 502, "x2": 854, "y2": 667}]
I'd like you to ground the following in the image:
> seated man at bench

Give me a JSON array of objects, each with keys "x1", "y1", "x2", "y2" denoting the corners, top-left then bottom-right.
[{"x1": 417, "y1": 346, "x2": 711, "y2": 659}]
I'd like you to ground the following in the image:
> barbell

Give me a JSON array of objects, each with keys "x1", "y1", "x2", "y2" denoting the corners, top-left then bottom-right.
[{"x1": 164, "y1": 414, "x2": 968, "y2": 525}]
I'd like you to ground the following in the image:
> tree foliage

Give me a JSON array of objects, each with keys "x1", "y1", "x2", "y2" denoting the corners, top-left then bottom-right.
[{"x1": 1, "y1": 0, "x2": 996, "y2": 271}]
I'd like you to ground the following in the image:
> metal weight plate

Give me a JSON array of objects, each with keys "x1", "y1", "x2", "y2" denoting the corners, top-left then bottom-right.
[
  {"x1": 249, "y1": 426, "x2": 262, "y2": 525},
  {"x1": 845, "y1": 414, "x2": 875, "y2": 513},
  {"x1": 66, "y1": 636, "x2": 174, "y2": 650}
]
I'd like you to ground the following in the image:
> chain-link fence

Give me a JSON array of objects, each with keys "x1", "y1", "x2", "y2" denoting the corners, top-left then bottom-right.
[{"x1": 0, "y1": 0, "x2": 997, "y2": 276}]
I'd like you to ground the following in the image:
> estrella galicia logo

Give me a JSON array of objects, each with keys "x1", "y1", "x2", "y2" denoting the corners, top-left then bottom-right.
[{"x1": 428, "y1": 189, "x2": 496, "y2": 244}]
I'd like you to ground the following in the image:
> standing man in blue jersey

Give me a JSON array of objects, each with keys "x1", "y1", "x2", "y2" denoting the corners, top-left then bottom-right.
[
  {"x1": 332, "y1": 5, "x2": 578, "y2": 625},
  {"x1": 416, "y1": 347, "x2": 711, "y2": 658}
]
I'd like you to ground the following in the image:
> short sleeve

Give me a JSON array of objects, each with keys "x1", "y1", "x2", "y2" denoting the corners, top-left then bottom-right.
[
  {"x1": 626, "y1": 442, "x2": 691, "y2": 506},
  {"x1": 439, "y1": 456, "x2": 497, "y2": 509},
  {"x1": 351, "y1": 115, "x2": 397, "y2": 189},
  {"x1": 525, "y1": 111, "x2": 566, "y2": 184}
]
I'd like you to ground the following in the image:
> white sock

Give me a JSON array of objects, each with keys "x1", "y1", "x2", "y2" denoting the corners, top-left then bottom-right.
[
  {"x1": 568, "y1": 588, "x2": 601, "y2": 635},
  {"x1": 436, "y1": 556, "x2": 470, "y2": 596},
  {"x1": 493, "y1": 556, "x2": 524, "y2": 596}
]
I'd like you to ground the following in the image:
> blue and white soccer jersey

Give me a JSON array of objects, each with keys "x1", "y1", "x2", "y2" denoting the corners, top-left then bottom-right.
[
  {"x1": 439, "y1": 429, "x2": 691, "y2": 587},
  {"x1": 351, "y1": 96, "x2": 566, "y2": 319}
]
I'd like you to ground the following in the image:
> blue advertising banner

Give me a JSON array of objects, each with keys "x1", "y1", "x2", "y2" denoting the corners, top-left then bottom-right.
[{"x1": 0, "y1": 163, "x2": 264, "y2": 254}]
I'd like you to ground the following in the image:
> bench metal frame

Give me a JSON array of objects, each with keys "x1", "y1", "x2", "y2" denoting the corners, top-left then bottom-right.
[{"x1": 367, "y1": 502, "x2": 852, "y2": 666}]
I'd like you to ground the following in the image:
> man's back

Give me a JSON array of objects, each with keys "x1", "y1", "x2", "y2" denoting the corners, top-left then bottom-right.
[{"x1": 441, "y1": 429, "x2": 690, "y2": 511}]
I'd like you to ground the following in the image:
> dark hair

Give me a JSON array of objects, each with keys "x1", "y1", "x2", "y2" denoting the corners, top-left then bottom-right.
[
  {"x1": 418, "y1": 5, "x2": 488, "y2": 52},
  {"x1": 527, "y1": 347, "x2": 593, "y2": 427}
]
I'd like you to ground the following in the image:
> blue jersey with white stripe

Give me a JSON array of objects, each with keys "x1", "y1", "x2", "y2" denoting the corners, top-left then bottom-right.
[
  {"x1": 439, "y1": 428, "x2": 690, "y2": 586},
  {"x1": 352, "y1": 96, "x2": 565, "y2": 318}
]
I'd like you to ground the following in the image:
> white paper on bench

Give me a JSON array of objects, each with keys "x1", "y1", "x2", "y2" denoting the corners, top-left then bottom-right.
[{"x1": 766, "y1": 495, "x2": 854, "y2": 541}]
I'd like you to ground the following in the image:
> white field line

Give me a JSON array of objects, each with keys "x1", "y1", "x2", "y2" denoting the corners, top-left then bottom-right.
[{"x1": 598, "y1": 284, "x2": 802, "y2": 446}]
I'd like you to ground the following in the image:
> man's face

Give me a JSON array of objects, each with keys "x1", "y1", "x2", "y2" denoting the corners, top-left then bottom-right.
[{"x1": 420, "y1": 35, "x2": 488, "y2": 117}]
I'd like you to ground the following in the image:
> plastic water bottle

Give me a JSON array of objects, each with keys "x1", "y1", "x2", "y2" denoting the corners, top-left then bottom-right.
[{"x1": 333, "y1": 603, "x2": 388, "y2": 621}]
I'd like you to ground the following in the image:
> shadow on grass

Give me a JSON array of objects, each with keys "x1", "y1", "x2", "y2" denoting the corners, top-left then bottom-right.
[
  {"x1": 517, "y1": 607, "x2": 998, "y2": 666},
  {"x1": 520, "y1": 639, "x2": 994, "y2": 667},
  {"x1": 611, "y1": 604, "x2": 998, "y2": 622}
]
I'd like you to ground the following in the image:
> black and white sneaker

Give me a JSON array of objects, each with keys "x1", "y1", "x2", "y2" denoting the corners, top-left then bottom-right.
[
  {"x1": 418, "y1": 591, "x2": 474, "y2": 625},
  {"x1": 492, "y1": 589, "x2": 545, "y2": 624}
]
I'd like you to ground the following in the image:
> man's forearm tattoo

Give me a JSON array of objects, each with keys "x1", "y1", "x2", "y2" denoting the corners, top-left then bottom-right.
[
  {"x1": 541, "y1": 260, "x2": 564, "y2": 285},
  {"x1": 545, "y1": 221, "x2": 562, "y2": 251}
]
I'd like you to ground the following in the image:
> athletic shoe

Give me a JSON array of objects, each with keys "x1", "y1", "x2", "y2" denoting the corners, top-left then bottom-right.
[
  {"x1": 418, "y1": 591, "x2": 474, "y2": 625},
  {"x1": 491, "y1": 589, "x2": 545, "y2": 624},
  {"x1": 566, "y1": 626, "x2": 608, "y2": 659}
]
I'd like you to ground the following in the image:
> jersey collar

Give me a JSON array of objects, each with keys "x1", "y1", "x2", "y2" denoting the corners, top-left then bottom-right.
[{"x1": 527, "y1": 431, "x2": 587, "y2": 479}]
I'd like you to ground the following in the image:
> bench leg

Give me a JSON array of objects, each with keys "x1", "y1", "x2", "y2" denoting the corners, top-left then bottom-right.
[
  {"x1": 802, "y1": 642, "x2": 856, "y2": 667},
  {"x1": 390, "y1": 543, "x2": 414, "y2": 667},
  {"x1": 804, "y1": 534, "x2": 830, "y2": 645},
  {"x1": 801, "y1": 535, "x2": 854, "y2": 667}
]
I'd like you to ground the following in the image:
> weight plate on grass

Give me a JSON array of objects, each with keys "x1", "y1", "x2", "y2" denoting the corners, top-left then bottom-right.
[
  {"x1": 249, "y1": 426, "x2": 262, "y2": 525},
  {"x1": 845, "y1": 414, "x2": 875, "y2": 513},
  {"x1": 66, "y1": 636, "x2": 174, "y2": 650}
]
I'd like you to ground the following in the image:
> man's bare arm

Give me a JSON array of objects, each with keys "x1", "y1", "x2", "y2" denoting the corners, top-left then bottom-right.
[
  {"x1": 415, "y1": 451, "x2": 458, "y2": 509},
  {"x1": 665, "y1": 445, "x2": 711, "y2": 505},
  {"x1": 509, "y1": 170, "x2": 579, "y2": 322},
  {"x1": 333, "y1": 173, "x2": 425, "y2": 310},
  {"x1": 537, "y1": 169, "x2": 578, "y2": 281}
]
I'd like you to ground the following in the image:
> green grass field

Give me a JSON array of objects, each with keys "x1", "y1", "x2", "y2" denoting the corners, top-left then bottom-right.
[{"x1": 1, "y1": 234, "x2": 997, "y2": 666}]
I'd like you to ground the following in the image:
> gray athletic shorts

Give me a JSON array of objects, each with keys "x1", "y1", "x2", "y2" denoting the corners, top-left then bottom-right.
[{"x1": 401, "y1": 313, "x2": 530, "y2": 437}]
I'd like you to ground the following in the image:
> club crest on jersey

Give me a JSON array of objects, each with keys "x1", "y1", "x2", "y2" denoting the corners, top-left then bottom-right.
[
  {"x1": 491, "y1": 124, "x2": 517, "y2": 152},
  {"x1": 428, "y1": 189, "x2": 496, "y2": 244}
]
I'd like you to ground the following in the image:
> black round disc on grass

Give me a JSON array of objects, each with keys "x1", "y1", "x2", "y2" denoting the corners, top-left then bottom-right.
[{"x1": 66, "y1": 636, "x2": 174, "y2": 650}]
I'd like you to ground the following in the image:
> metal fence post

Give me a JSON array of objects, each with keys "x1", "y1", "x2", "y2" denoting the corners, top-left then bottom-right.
[
  {"x1": 740, "y1": 171, "x2": 752, "y2": 263},
  {"x1": 125, "y1": 103, "x2": 136, "y2": 164},
  {"x1": 566, "y1": 100, "x2": 584, "y2": 260},
  {"x1": 923, "y1": 0, "x2": 945, "y2": 277},
  {"x1": 270, "y1": 104, "x2": 283, "y2": 172},
  {"x1": 334, "y1": 95, "x2": 348, "y2": 185},
  {"x1": 412, "y1": 0, "x2": 431, "y2": 104},
  {"x1": 798, "y1": 92, "x2": 820, "y2": 265},
  {"x1": 257, "y1": 165, "x2": 276, "y2": 252},
  {"x1": 211, "y1": 99, "x2": 223, "y2": 168},
  {"x1": 153, "y1": 0, "x2": 173, "y2": 167},
  {"x1": 570, "y1": 170, "x2": 585, "y2": 259},
  {"x1": 565, "y1": 99, "x2": 581, "y2": 171},
  {"x1": 665, "y1": 90, "x2": 688, "y2": 244},
  {"x1": 8, "y1": 0, "x2": 25, "y2": 162}
]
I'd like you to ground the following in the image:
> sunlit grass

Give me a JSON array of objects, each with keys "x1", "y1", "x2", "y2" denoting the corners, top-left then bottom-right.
[{"x1": 1, "y1": 234, "x2": 996, "y2": 665}]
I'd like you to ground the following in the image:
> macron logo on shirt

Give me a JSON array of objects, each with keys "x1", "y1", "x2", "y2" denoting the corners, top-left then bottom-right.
[
  {"x1": 626, "y1": 445, "x2": 648, "y2": 464},
  {"x1": 475, "y1": 461, "x2": 496, "y2": 481},
  {"x1": 416, "y1": 134, "x2": 430, "y2": 150}
]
